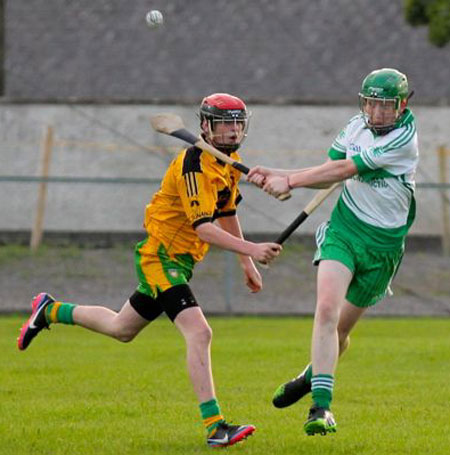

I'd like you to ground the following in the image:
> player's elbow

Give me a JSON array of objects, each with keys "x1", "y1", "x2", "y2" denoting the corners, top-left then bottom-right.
[
  {"x1": 195, "y1": 222, "x2": 214, "y2": 243},
  {"x1": 336, "y1": 160, "x2": 357, "y2": 180}
]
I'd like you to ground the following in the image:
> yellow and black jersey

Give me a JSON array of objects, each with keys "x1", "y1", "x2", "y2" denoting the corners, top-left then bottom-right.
[{"x1": 143, "y1": 146, "x2": 243, "y2": 262}]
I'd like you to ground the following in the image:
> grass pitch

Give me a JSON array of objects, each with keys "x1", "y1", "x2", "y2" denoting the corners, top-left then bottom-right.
[{"x1": 1, "y1": 316, "x2": 449, "y2": 455}]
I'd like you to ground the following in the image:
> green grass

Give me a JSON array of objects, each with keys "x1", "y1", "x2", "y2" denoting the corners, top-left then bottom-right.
[{"x1": 1, "y1": 316, "x2": 449, "y2": 455}]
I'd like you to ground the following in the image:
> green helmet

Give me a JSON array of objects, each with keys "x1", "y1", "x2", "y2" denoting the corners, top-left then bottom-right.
[{"x1": 359, "y1": 68, "x2": 410, "y2": 134}]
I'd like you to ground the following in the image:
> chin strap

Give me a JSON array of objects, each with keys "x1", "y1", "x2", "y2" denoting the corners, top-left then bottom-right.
[{"x1": 211, "y1": 143, "x2": 240, "y2": 154}]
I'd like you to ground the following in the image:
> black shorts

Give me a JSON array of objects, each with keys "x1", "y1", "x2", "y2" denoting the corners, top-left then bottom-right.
[{"x1": 129, "y1": 284, "x2": 198, "y2": 322}]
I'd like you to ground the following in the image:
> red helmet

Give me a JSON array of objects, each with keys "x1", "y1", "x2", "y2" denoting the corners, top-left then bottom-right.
[{"x1": 199, "y1": 93, "x2": 250, "y2": 153}]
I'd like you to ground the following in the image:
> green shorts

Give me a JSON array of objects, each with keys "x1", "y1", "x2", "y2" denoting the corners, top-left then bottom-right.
[{"x1": 313, "y1": 222, "x2": 404, "y2": 307}]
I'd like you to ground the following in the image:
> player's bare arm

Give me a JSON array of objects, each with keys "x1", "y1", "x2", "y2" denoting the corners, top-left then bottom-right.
[
  {"x1": 217, "y1": 215, "x2": 263, "y2": 293},
  {"x1": 261, "y1": 159, "x2": 358, "y2": 197},
  {"x1": 195, "y1": 222, "x2": 281, "y2": 264},
  {"x1": 247, "y1": 165, "x2": 315, "y2": 188}
]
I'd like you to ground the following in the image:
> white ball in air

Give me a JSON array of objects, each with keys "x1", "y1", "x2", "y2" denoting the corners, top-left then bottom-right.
[{"x1": 146, "y1": 10, "x2": 164, "y2": 28}]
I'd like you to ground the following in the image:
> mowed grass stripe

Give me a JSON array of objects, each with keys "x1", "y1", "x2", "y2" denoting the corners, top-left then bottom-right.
[{"x1": 1, "y1": 316, "x2": 449, "y2": 455}]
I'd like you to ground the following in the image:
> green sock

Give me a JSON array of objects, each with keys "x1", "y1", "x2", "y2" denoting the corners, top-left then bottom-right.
[
  {"x1": 304, "y1": 364, "x2": 312, "y2": 383},
  {"x1": 45, "y1": 302, "x2": 76, "y2": 325},
  {"x1": 199, "y1": 398, "x2": 225, "y2": 435},
  {"x1": 311, "y1": 374, "x2": 334, "y2": 409}
]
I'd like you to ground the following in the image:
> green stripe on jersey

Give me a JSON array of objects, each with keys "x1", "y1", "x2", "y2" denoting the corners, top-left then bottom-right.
[
  {"x1": 330, "y1": 196, "x2": 412, "y2": 249},
  {"x1": 352, "y1": 155, "x2": 371, "y2": 173},
  {"x1": 397, "y1": 108, "x2": 414, "y2": 128},
  {"x1": 369, "y1": 123, "x2": 416, "y2": 158},
  {"x1": 355, "y1": 166, "x2": 397, "y2": 182},
  {"x1": 328, "y1": 147, "x2": 346, "y2": 161},
  {"x1": 332, "y1": 140, "x2": 346, "y2": 152},
  {"x1": 383, "y1": 123, "x2": 416, "y2": 151}
]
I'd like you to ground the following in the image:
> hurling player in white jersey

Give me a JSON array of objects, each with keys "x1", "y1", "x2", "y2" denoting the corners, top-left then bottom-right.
[{"x1": 248, "y1": 68, "x2": 418, "y2": 435}]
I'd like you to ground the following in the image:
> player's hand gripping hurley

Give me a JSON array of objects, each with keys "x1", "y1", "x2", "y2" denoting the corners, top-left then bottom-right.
[
  {"x1": 150, "y1": 114, "x2": 291, "y2": 201},
  {"x1": 259, "y1": 182, "x2": 340, "y2": 268},
  {"x1": 275, "y1": 182, "x2": 340, "y2": 244}
]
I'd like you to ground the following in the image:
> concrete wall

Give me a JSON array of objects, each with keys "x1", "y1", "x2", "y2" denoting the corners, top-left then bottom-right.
[{"x1": 1, "y1": 104, "x2": 449, "y2": 237}]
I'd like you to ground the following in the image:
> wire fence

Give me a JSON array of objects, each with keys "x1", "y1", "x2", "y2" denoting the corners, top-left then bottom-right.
[
  {"x1": 1, "y1": 117, "x2": 450, "y2": 251},
  {"x1": 1, "y1": 137, "x2": 450, "y2": 316},
  {"x1": 2, "y1": 175, "x2": 450, "y2": 243}
]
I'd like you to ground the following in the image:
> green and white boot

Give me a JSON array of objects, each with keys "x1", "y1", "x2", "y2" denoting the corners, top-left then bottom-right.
[{"x1": 304, "y1": 406, "x2": 337, "y2": 436}]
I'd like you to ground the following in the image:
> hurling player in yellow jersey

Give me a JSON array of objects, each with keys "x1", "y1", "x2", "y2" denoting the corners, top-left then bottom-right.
[{"x1": 18, "y1": 93, "x2": 281, "y2": 448}]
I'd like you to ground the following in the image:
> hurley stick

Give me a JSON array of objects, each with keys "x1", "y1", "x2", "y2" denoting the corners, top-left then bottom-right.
[{"x1": 150, "y1": 113, "x2": 291, "y2": 201}]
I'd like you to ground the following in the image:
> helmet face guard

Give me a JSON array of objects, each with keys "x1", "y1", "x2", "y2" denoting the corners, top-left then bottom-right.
[
  {"x1": 359, "y1": 68, "x2": 409, "y2": 135},
  {"x1": 359, "y1": 94, "x2": 403, "y2": 135},
  {"x1": 199, "y1": 93, "x2": 250, "y2": 153}
]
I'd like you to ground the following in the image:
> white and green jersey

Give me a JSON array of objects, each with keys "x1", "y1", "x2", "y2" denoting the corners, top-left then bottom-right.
[{"x1": 328, "y1": 108, "x2": 418, "y2": 249}]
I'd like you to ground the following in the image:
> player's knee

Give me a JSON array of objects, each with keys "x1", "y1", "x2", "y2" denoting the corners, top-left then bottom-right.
[
  {"x1": 337, "y1": 328, "x2": 349, "y2": 344},
  {"x1": 338, "y1": 333, "x2": 350, "y2": 354},
  {"x1": 116, "y1": 332, "x2": 135, "y2": 343},
  {"x1": 188, "y1": 325, "x2": 213, "y2": 346},
  {"x1": 316, "y1": 298, "x2": 339, "y2": 326},
  {"x1": 112, "y1": 324, "x2": 139, "y2": 343}
]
